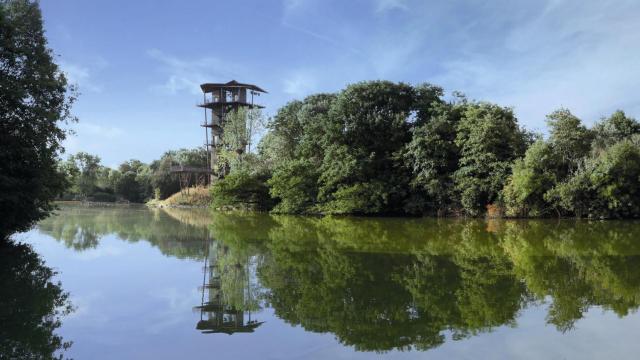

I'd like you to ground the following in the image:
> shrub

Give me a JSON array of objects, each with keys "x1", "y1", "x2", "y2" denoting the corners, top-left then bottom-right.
[{"x1": 211, "y1": 170, "x2": 274, "y2": 211}]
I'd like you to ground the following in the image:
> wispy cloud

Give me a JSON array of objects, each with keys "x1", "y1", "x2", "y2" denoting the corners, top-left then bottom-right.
[
  {"x1": 148, "y1": 49, "x2": 245, "y2": 95},
  {"x1": 76, "y1": 122, "x2": 124, "y2": 140},
  {"x1": 283, "y1": 69, "x2": 320, "y2": 97},
  {"x1": 281, "y1": 20, "x2": 365, "y2": 57},
  {"x1": 59, "y1": 61, "x2": 105, "y2": 93},
  {"x1": 375, "y1": 0, "x2": 409, "y2": 13},
  {"x1": 62, "y1": 122, "x2": 125, "y2": 157},
  {"x1": 277, "y1": 0, "x2": 640, "y2": 128},
  {"x1": 430, "y1": 0, "x2": 640, "y2": 127}
]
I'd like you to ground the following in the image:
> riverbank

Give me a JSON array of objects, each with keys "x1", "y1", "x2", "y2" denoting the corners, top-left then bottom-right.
[
  {"x1": 55, "y1": 200, "x2": 146, "y2": 208},
  {"x1": 146, "y1": 186, "x2": 211, "y2": 209}
]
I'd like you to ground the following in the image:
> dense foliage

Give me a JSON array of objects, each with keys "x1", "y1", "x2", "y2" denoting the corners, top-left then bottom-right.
[
  {"x1": 221, "y1": 81, "x2": 535, "y2": 216},
  {"x1": 212, "y1": 81, "x2": 640, "y2": 218},
  {"x1": 503, "y1": 110, "x2": 640, "y2": 218},
  {"x1": 0, "y1": 0, "x2": 76, "y2": 238},
  {"x1": 58, "y1": 147, "x2": 207, "y2": 203}
]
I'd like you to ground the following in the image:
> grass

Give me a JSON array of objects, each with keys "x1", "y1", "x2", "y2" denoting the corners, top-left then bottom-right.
[{"x1": 147, "y1": 186, "x2": 212, "y2": 208}]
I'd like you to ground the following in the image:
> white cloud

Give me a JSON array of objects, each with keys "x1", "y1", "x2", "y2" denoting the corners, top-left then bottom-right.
[
  {"x1": 61, "y1": 122, "x2": 125, "y2": 157},
  {"x1": 431, "y1": 0, "x2": 640, "y2": 128},
  {"x1": 148, "y1": 49, "x2": 245, "y2": 95},
  {"x1": 375, "y1": 0, "x2": 409, "y2": 13},
  {"x1": 76, "y1": 122, "x2": 124, "y2": 139},
  {"x1": 283, "y1": 69, "x2": 320, "y2": 98},
  {"x1": 59, "y1": 60, "x2": 105, "y2": 93},
  {"x1": 276, "y1": 0, "x2": 640, "y2": 130}
]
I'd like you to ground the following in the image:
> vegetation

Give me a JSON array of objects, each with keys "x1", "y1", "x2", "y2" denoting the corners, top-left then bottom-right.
[
  {"x1": 2, "y1": 0, "x2": 638, "y2": 227},
  {"x1": 149, "y1": 185, "x2": 211, "y2": 208},
  {"x1": 0, "y1": 0, "x2": 76, "y2": 238},
  {"x1": 212, "y1": 81, "x2": 639, "y2": 218},
  {"x1": 503, "y1": 110, "x2": 640, "y2": 218},
  {"x1": 58, "y1": 147, "x2": 208, "y2": 203}
]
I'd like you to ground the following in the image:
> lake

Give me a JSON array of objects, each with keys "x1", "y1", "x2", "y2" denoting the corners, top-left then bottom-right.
[{"x1": 9, "y1": 204, "x2": 640, "y2": 359}]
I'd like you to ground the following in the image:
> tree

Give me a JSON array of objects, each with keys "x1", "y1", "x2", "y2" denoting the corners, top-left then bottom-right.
[
  {"x1": 550, "y1": 135, "x2": 640, "y2": 219},
  {"x1": 0, "y1": 0, "x2": 76, "y2": 238},
  {"x1": 546, "y1": 108, "x2": 592, "y2": 176},
  {"x1": 316, "y1": 81, "x2": 416, "y2": 214},
  {"x1": 268, "y1": 159, "x2": 319, "y2": 213},
  {"x1": 150, "y1": 152, "x2": 179, "y2": 200},
  {"x1": 453, "y1": 103, "x2": 530, "y2": 216},
  {"x1": 114, "y1": 171, "x2": 141, "y2": 202},
  {"x1": 210, "y1": 168, "x2": 273, "y2": 211},
  {"x1": 592, "y1": 110, "x2": 640, "y2": 151},
  {"x1": 403, "y1": 102, "x2": 461, "y2": 215},
  {"x1": 260, "y1": 100, "x2": 305, "y2": 167},
  {"x1": 502, "y1": 140, "x2": 560, "y2": 217},
  {"x1": 589, "y1": 136, "x2": 640, "y2": 218},
  {"x1": 69, "y1": 152, "x2": 101, "y2": 197}
]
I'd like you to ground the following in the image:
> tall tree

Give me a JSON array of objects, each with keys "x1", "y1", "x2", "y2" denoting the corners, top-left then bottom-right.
[
  {"x1": 546, "y1": 108, "x2": 592, "y2": 176},
  {"x1": 317, "y1": 81, "x2": 415, "y2": 214},
  {"x1": 591, "y1": 110, "x2": 640, "y2": 151},
  {"x1": 403, "y1": 102, "x2": 461, "y2": 215},
  {"x1": 0, "y1": 0, "x2": 76, "y2": 239},
  {"x1": 453, "y1": 103, "x2": 529, "y2": 216}
]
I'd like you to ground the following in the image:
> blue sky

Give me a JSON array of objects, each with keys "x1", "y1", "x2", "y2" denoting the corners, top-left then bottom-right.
[{"x1": 41, "y1": 0, "x2": 640, "y2": 167}]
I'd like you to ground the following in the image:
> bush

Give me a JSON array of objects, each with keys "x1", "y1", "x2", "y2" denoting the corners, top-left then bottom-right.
[
  {"x1": 268, "y1": 159, "x2": 320, "y2": 214},
  {"x1": 547, "y1": 136, "x2": 640, "y2": 218},
  {"x1": 211, "y1": 170, "x2": 274, "y2": 211},
  {"x1": 88, "y1": 192, "x2": 116, "y2": 202}
]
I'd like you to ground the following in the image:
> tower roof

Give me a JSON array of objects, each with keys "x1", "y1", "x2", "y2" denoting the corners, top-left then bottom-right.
[{"x1": 200, "y1": 80, "x2": 267, "y2": 94}]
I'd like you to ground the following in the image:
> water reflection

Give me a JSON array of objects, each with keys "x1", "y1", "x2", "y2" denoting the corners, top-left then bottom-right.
[
  {"x1": 195, "y1": 237, "x2": 264, "y2": 334},
  {"x1": 0, "y1": 240, "x2": 73, "y2": 359},
  {"x1": 36, "y1": 206, "x2": 640, "y2": 353}
]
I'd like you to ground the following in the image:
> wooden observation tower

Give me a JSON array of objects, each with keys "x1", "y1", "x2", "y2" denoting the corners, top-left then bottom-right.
[{"x1": 198, "y1": 80, "x2": 266, "y2": 181}]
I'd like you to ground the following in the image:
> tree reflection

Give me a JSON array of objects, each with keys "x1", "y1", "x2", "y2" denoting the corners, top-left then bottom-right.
[
  {"x1": 0, "y1": 240, "x2": 73, "y2": 360},
  {"x1": 37, "y1": 206, "x2": 210, "y2": 259},
  {"x1": 209, "y1": 215, "x2": 640, "y2": 352},
  {"x1": 34, "y1": 206, "x2": 640, "y2": 352}
]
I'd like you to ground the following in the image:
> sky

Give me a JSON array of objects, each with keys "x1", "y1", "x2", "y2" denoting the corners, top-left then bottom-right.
[{"x1": 40, "y1": 0, "x2": 640, "y2": 167}]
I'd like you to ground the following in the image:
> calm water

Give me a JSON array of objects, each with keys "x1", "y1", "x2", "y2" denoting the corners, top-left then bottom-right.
[{"x1": 10, "y1": 205, "x2": 640, "y2": 359}]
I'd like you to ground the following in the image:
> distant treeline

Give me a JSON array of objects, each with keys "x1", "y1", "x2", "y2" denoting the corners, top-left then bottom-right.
[
  {"x1": 58, "y1": 148, "x2": 208, "y2": 203},
  {"x1": 213, "y1": 81, "x2": 640, "y2": 219}
]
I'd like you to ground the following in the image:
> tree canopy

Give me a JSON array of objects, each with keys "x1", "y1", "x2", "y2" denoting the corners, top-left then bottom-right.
[
  {"x1": 213, "y1": 81, "x2": 638, "y2": 219},
  {"x1": 0, "y1": 0, "x2": 76, "y2": 238}
]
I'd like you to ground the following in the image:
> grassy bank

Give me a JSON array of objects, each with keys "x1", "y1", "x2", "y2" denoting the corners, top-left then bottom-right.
[{"x1": 147, "y1": 186, "x2": 211, "y2": 208}]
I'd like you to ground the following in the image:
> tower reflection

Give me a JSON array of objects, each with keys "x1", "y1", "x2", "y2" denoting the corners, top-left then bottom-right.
[{"x1": 195, "y1": 236, "x2": 263, "y2": 334}]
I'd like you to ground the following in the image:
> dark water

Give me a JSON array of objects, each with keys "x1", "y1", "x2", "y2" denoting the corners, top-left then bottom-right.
[{"x1": 10, "y1": 205, "x2": 640, "y2": 359}]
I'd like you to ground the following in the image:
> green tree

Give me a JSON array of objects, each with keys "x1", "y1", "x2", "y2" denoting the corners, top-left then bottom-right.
[
  {"x1": 69, "y1": 152, "x2": 101, "y2": 197},
  {"x1": 403, "y1": 102, "x2": 461, "y2": 215},
  {"x1": 453, "y1": 103, "x2": 530, "y2": 216},
  {"x1": 268, "y1": 159, "x2": 319, "y2": 213},
  {"x1": 546, "y1": 108, "x2": 592, "y2": 176},
  {"x1": 316, "y1": 81, "x2": 415, "y2": 214},
  {"x1": 150, "y1": 151, "x2": 180, "y2": 199},
  {"x1": 588, "y1": 135, "x2": 640, "y2": 218},
  {"x1": 502, "y1": 140, "x2": 561, "y2": 217},
  {"x1": 0, "y1": 0, "x2": 76, "y2": 238},
  {"x1": 211, "y1": 168, "x2": 273, "y2": 211},
  {"x1": 592, "y1": 110, "x2": 640, "y2": 151}
]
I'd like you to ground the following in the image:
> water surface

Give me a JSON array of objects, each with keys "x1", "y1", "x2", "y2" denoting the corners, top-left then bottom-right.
[{"x1": 13, "y1": 205, "x2": 640, "y2": 359}]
